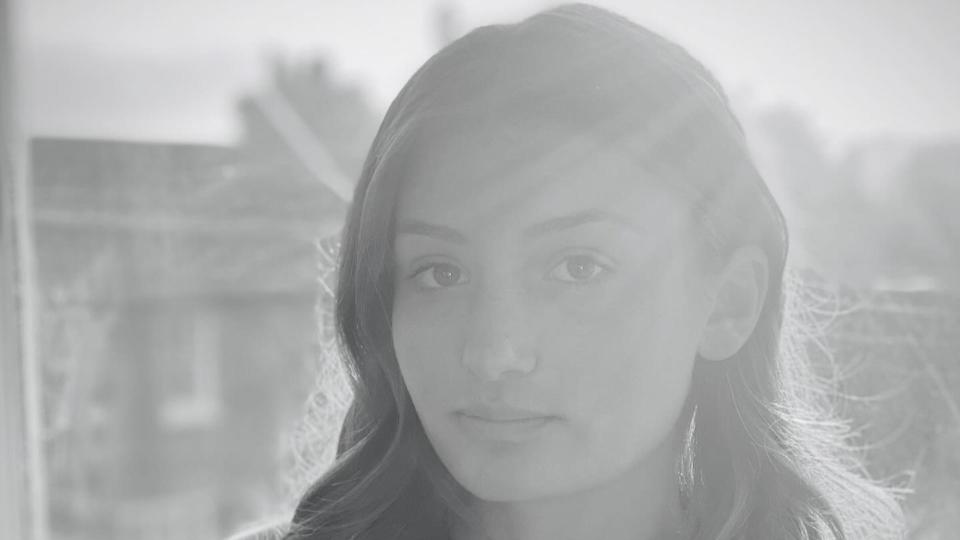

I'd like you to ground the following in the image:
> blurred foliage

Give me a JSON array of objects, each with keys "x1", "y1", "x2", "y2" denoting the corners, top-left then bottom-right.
[{"x1": 749, "y1": 107, "x2": 960, "y2": 290}]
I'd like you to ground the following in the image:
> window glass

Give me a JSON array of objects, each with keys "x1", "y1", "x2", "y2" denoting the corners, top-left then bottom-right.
[{"x1": 14, "y1": 1, "x2": 960, "y2": 539}]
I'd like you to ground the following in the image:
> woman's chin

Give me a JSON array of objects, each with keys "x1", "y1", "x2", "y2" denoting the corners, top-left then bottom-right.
[
  {"x1": 456, "y1": 472, "x2": 557, "y2": 503},
  {"x1": 441, "y1": 451, "x2": 577, "y2": 503}
]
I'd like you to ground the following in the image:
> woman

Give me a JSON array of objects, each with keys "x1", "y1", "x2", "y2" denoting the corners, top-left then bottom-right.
[{"x1": 280, "y1": 4, "x2": 904, "y2": 539}]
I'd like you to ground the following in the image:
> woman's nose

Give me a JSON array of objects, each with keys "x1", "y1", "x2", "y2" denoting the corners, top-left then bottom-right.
[{"x1": 460, "y1": 290, "x2": 538, "y2": 381}]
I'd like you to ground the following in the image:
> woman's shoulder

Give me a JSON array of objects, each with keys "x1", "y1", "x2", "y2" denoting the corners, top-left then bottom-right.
[{"x1": 225, "y1": 517, "x2": 290, "y2": 540}]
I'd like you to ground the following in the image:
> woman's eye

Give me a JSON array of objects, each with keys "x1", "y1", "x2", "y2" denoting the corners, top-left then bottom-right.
[
  {"x1": 411, "y1": 262, "x2": 468, "y2": 289},
  {"x1": 548, "y1": 254, "x2": 609, "y2": 284}
]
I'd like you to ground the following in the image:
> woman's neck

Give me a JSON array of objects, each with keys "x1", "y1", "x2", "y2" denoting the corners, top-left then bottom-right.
[{"x1": 451, "y1": 437, "x2": 689, "y2": 540}]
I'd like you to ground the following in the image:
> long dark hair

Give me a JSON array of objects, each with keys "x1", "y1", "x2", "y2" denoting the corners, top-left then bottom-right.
[{"x1": 284, "y1": 4, "x2": 904, "y2": 539}]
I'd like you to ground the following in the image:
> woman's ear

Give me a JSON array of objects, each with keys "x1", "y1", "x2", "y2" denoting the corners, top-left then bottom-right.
[{"x1": 697, "y1": 246, "x2": 769, "y2": 362}]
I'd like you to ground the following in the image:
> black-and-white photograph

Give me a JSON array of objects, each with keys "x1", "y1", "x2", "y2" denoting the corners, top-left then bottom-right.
[{"x1": 2, "y1": 1, "x2": 958, "y2": 539}]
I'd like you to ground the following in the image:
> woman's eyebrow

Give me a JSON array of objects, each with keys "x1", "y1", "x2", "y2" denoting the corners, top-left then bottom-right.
[
  {"x1": 522, "y1": 209, "x2": 638, "y2": 238},
  {"x1": 396, "y1": 209, "x2": 637, "y2": 245},
  {"x1": 395, "y1": 220, "x2": 468, "y2": 244}
]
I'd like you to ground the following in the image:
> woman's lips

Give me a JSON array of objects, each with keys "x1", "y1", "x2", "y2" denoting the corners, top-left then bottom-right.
[
  {"x1": 454, "y1": 412, "x2": 558, "y2": 441},
  {"x1": 456, "y1": 402, "x2": 554, "y2": 422},
  {"x1": 458, "y1": 413, "x2": 555, "y2": 423}
]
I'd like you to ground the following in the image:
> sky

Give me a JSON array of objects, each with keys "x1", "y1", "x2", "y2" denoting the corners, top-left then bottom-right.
[{"x1": 14, "y1": 0, "x2": 960, "y2": 151}]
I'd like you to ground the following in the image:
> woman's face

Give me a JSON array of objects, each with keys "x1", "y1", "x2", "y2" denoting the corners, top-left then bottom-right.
[{"x1": 391, "y1": 124, "x2": 716, "y2": 502}]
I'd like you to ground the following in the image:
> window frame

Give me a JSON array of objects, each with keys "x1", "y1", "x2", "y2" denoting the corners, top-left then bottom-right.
[{"x1": 1, "y1": 1, "x2": 50, "y2": 538}]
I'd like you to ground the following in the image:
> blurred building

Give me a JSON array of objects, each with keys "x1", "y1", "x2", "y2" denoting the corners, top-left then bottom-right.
[
  {"x1": 32, "y1": 138, "x2": 345, "y2": 539},
  {"x1": 28, "y1": 53, "x2": 379, "y2": 540}
]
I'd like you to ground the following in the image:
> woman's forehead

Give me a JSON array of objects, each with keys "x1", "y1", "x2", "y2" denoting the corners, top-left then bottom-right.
[{"x1": 393, "y1": 123, "x2": 689, "y2": 231}]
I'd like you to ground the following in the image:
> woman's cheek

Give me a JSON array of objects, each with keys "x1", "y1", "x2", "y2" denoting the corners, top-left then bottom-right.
[
  {"x1": 549, "y1": 277, "x2": 677, "y2": 391},
  {"x1": 394, "y1": 299, "x2": 465, "y2": 382},
  {"x1": 555, "y1": 275, "x2": 655, "y2": 332}
]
